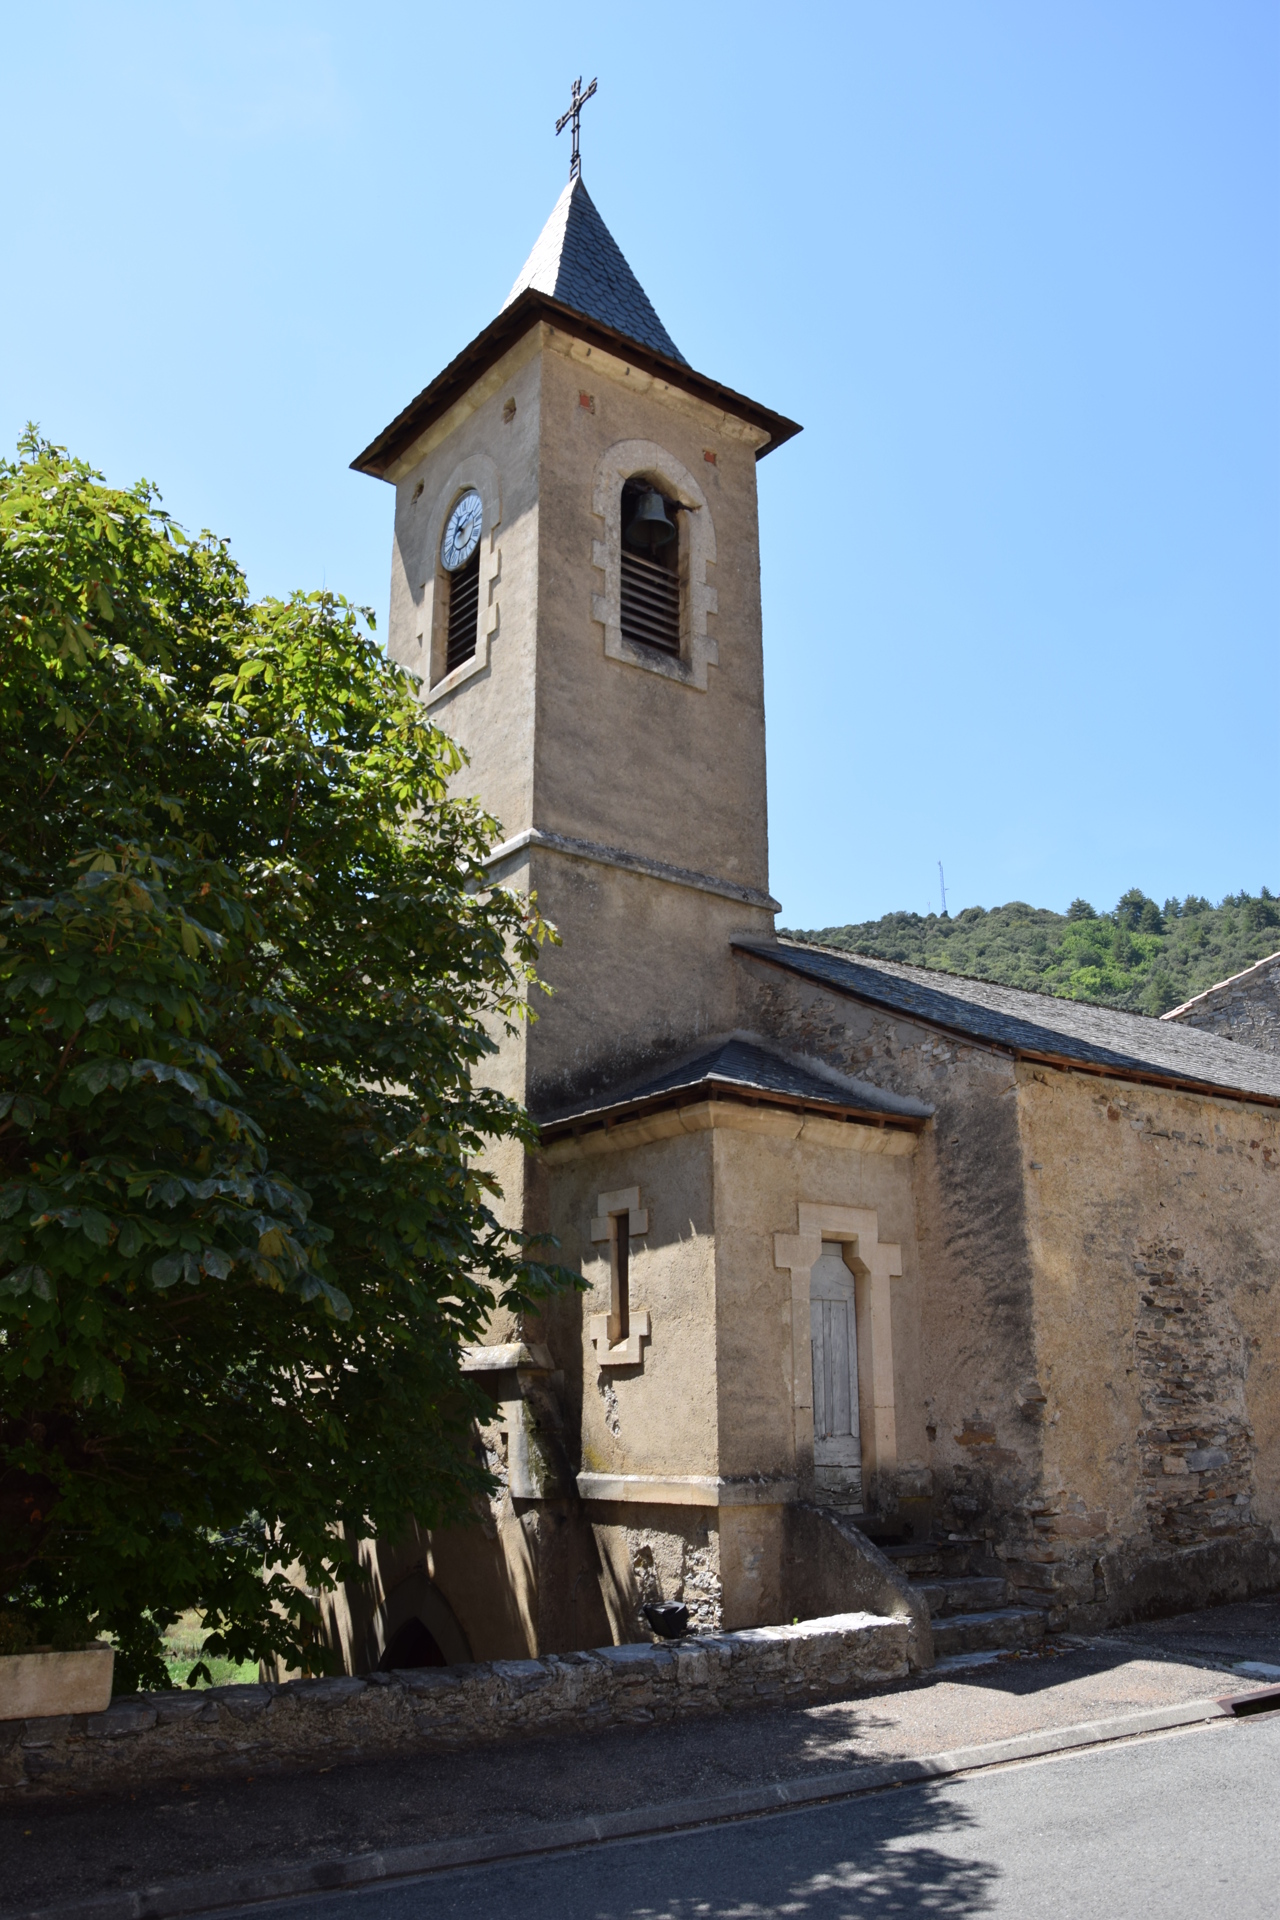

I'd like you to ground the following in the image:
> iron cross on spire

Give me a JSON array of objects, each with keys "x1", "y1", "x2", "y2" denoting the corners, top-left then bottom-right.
[{"x1": 556, "y1": 75, "x2": 597, "y2": 180}]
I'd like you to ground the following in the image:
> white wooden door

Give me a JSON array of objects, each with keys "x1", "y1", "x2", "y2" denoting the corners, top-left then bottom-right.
[{"x1": 810, "y1": 1243, "x2": 862, "y2": 1504}]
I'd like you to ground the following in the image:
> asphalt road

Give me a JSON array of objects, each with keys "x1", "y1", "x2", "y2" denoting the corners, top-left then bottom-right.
[{"x1": 227, "y1": 1711, "x2": 1280, "y2": 1920}]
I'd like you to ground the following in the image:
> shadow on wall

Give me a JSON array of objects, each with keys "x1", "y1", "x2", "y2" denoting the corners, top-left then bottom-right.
[
  {"x1": 302, "y1": 1493, "x2": 934, "y2": 1678},
  {"x1": 785, "y1": 1504, "x2": 934, "y2": 1672},
  {"x1": 313, "y1": 1506, "x2": 620, "y2": 1674},
  {"x1": 368, "y1": 1570, "x2": 472, "y2": 1671}
]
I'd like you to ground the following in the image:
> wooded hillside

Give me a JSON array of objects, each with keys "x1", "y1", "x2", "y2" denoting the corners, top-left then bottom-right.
[{"x1": 787, "y1": 888, "x2": 1280, "y2": 1015}]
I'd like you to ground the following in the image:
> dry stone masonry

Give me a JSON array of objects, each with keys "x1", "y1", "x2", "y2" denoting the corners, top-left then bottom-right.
[
  {"x1": 1, "y1": 1612, "x2": 907, "y2": 1796},
  {"x1": 1164, "y1": 952, "x2": 1280, "y2": 1056}
]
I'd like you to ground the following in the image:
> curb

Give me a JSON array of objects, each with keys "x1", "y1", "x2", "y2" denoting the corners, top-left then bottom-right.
[{"x1": 12, "y1": 1696, "x2": 1238, "y2": 1920}]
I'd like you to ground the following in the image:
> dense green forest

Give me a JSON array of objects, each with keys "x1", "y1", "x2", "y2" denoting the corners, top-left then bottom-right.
[{"x1": 787, "y1": 888, "x2": 1280, "y2": 1016}]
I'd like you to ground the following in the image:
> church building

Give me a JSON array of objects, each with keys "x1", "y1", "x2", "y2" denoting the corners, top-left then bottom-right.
[{"x1": 324, "y1": 154, "x2": 1280, "y2": 1675}]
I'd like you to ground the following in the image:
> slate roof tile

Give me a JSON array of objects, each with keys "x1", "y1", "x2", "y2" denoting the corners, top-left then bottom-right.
[
  {"x1": 734, "y1": 940, "x2": 1280, "y2": 1103},
  {"x1": 539, "y1": 1037, "x2": 930, "y2": 1134},
  {"x1": 503, "y1": 176, "x2": 685, "y2": 364}
]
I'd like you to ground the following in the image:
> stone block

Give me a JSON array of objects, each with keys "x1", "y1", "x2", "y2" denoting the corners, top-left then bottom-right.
[
  {"x1": 217, "y1": 1686, "x2": 274, "y2": 1719},
  {"x1": 491, "y1": 1659, "x2": 554, "y2": 1692},
  {"x1": 153, "y1": 1692, "x2": 216, "y2": 1726},
  {"x1": 289, "y1": 1678, "x2": 368, "y2": 1707},
  {"x1": 674, "y1": 1645, "x2": 712, "y2": 1688},
  {"x1": 85, "y1": 1703, "x2": 157, "y2": 1739},
  {"x1": 396, "y1": 1667, "x2": 464, "y2": 1694},
  {"x1": 20, "y1": 1714, "x2": 73, "y2": 1746}
]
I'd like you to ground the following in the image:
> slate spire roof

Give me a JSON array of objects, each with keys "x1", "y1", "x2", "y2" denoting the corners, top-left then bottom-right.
[{"x1": 502, "y1": 175, "x2": 686, "y2": 365}]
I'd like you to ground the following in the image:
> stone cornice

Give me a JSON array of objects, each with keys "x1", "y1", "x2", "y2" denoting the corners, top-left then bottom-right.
[{"x1": 484, "y1": 826, "x2": 779, "y2": 912}]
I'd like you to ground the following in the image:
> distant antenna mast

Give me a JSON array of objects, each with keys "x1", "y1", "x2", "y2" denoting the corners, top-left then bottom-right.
[{"x1": 938, "y1": 861, "x2": 948, "y2": 916}]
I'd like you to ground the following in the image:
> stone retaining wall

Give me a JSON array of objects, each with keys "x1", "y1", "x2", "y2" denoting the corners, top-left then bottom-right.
[{"x1": 1, "y1": 1611, "x2": 907, "y2": 1797}]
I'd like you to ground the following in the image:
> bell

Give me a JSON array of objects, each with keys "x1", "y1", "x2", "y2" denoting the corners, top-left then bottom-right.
[{"x1": 624, "y1": 488, "x2": 677, "y2": 553}]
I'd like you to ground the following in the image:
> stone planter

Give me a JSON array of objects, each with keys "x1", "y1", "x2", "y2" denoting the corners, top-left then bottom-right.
[{"x1": 0, "y1": 1644, "x2": 114, "y2": 1721}]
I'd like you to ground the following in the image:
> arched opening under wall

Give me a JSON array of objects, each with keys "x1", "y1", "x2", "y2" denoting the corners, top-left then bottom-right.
[
  {"x1": 378, "y1": 1616, "x2": 446, "y2": 1670},
  {"x1": 366, "y1": 1568, "x2": 474, "y2": 1673}
]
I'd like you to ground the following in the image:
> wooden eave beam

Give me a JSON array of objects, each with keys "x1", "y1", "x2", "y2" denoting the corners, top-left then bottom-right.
[
  {"x1": 351, "y1": 290, "x2": 802, "y2": 480},
  {"x1": 537, "y1": 1076, "x2": 923, "y2": 1147}
]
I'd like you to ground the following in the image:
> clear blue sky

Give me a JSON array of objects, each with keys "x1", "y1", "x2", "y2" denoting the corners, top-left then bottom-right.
[{"x1": 4, "y1": 2, "x2": 1276, "y2": 928}]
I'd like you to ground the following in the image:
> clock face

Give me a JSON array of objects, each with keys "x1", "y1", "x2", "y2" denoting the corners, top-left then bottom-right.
[{"x1": 441, "y1": 491, "x2": 483, "y2": 572}]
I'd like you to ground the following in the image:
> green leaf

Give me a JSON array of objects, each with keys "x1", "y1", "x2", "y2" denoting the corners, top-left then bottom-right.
[
  {"x1": 78, "y1": 1209, "x2": 112, "y2": 1246},
  {"x1": 0, "y1": 432, "x2": 570, "y2": 1688},
  {"x1": 117, "y1": 1219, "x2": 147, "y2": 1257},
  {"x1": 0, "y1": 1264, "x2": 52, "y2": 1299}
]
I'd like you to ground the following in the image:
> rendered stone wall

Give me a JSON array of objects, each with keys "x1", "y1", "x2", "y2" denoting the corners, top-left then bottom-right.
[
  {"x1": 1, "y1": 1612, "x2": 907, "y2": 1797},
  {"x1": 1011, "y1": 1067, "x2": 1280, "y2": 1626},
  {"x1": 1163, "y1": 954, "x2": 1280, "y2": 1057},
  {"x1": 735, "y1": 947, "x2": 1039, "y2": 1546},
  {"x1": 734, "y1": 947, "x2": 1280, "y2": 1629}
]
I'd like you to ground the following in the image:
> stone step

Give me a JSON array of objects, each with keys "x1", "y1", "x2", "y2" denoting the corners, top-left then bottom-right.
[
  {"x1": 912, "y1": 1575, "x2": 1010, "y2": 1619},
  {"x1": 931, "y1": 1607, "x2": 1047, "y2": 1658},
  {"x1": 879, "y1": 1536, "x2": 988, "y2": 1580}
]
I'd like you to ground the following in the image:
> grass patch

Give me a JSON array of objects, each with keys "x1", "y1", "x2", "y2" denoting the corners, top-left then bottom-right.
[{"x1": 161, "y1": 1611, "x2": 259, "y2": 1688}]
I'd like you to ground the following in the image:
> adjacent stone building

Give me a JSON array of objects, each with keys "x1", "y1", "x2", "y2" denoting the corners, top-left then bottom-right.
[
  {"x1": 324, "y1": 174, "x2": 1280, "y2": 1675},
  {"x1": 1164, "y1": 952, "x2": 1280, "y2": 1056}
]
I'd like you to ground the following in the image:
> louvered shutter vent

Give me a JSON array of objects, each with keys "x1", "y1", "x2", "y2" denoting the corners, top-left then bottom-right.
[
  {"x1": 620, "y1": 547, "x2": 681, "y2": 655},
  {"x1": 619, "y1": 482, "x2": 681, "y2": 657},
  {"x1": 445, "y1": 548, "x2": 481, "y2": 674}
]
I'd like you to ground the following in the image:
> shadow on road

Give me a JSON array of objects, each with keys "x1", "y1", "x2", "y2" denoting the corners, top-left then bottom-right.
[
  {"x1": 423, "y1": 1780, "x2": 1000, "y2": 1920},
  {"x1": 4, "y1": 1598, "x2": 1277, "y2": 1918}
]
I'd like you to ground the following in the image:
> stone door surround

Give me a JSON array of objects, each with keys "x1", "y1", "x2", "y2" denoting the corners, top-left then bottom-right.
[{"x1": 774, "y1": 1205, "x2": 903, "y2": 1507}]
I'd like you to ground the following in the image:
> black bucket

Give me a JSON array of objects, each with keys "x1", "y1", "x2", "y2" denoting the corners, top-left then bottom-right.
[{"x1": 644, "y1": 1601, "x2": 689, "y2": 1640}]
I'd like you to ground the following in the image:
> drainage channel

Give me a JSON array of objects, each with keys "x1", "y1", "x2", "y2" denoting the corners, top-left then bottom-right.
[{"x1": 1221, "y1": 1685, "x2": 1280, "y2": 1718}]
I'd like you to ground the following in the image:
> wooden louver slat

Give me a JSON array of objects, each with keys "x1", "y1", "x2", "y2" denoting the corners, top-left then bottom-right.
[
  {"x1": 620, "y1": 547, "x2": 680, "y2": 656},
  {"x1": 445, "y1": 548, "x2": 481, "y2": 674}
]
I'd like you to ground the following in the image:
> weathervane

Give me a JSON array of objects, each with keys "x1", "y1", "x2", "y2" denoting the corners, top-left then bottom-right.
[{"x1": 556, "y1": 75, "x2": 597, "y2": 180}]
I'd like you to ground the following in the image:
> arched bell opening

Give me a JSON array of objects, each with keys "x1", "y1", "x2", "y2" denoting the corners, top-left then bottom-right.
[{"x1": 619, "y1": 475, "x2": 683, "y2": 657}]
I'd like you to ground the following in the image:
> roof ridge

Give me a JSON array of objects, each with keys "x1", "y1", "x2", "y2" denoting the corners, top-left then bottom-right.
[
  {"x1": 774, "y1": 937, "x2": 1164, "y2": 1025},
  {"x1": 1161, "y1": 948, "x2": 1280, "y2": 1020},
  {"x1": 736, "y1": 939, "x2": 1280, "y2": 1103}
]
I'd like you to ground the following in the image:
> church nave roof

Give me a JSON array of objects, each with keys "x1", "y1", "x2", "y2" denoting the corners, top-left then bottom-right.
[{"x1": 734, "y1": 939, "x2": 1280, "y2": 1106}]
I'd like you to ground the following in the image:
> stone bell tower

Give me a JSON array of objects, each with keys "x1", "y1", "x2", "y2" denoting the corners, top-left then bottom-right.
[
  {"x1": 352, "y1": 172, "x2": 800, "y2": 1139},
  {"x1": 339, "y1": 170, "x2": 941, "y2": 1669}
]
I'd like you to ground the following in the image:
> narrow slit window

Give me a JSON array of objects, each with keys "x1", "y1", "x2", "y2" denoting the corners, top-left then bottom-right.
[
  {"x1": 608, "y1": 1211, "x2": 631, "y2": 1347},
  {"x1": 445, "y1": 544, "x2": 481, "y2": 675},
  {"x1": 620, "y1": 479, "x2": 681, "y2": 656}
]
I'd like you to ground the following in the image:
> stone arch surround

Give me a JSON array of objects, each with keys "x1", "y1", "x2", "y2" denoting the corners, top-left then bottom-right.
[{"x1": 591, "y1": 438, "x2": 718, "y2": 690}]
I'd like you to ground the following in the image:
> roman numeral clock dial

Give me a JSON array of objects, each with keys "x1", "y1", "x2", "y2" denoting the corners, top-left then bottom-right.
[{"x1": 441, "y1": 491, "x2": 483, "y2": 570}]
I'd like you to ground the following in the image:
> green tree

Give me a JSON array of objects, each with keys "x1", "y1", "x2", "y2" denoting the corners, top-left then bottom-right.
[
  {"x1": 792, "y1": 883, "x2": 1279, "y2": 1014},
  {"x1": 0, "y1": 433, "x2": 567, "y2": 1690}
]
